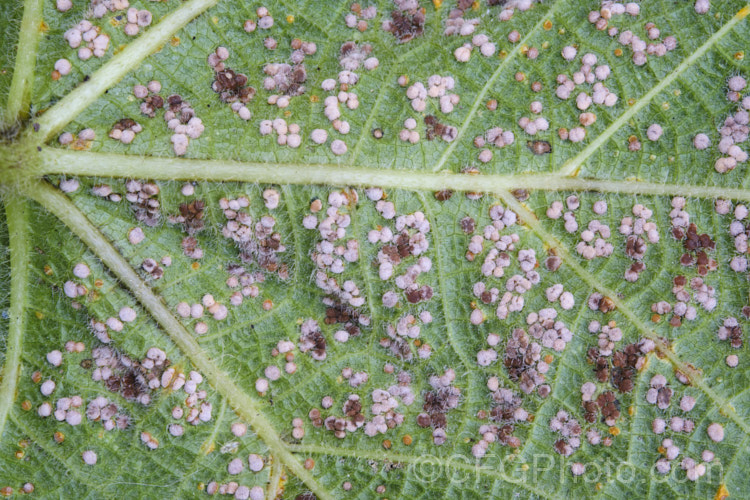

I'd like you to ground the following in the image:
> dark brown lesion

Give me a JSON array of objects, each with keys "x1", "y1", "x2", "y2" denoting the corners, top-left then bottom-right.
[
  {"x1": 140, "y1": 94, "x2": 164, "y2": 117},
  {"x1": 672, "y1": 223, "x2": 717, "y2": 276},
  {"x1": 111, "y1": 118, "x2": 137, "y2": 131},
  {"x1": 460, "y1": 216, "x2": 476, "y2": 234},
  {"x1": 588, "y1": 292, "x2": 616, "y2": 313},
  {"x1": 126, "y1": 180, "x2": 160, "y2": 227},
  {"x1": 167, "y1": 199, "x2": 206, "y2": 259},
  {"x1": 503, "y1": 328, "x2": 546, "y2": 394},
  {"x1": 424, "y1": 115, "x2": 457, "y2": 142},
  {"x1": 324, "y1": 301, "x2": 361, "y2": 336},
  {"x1": 386, "y1": 7, "x2": 426, "y2": 43},
  {"x1": 299, "y1": 320, "x2": 327, "y2": 361},
  {"x1": 417, "y1": 373, "x2": 460, "y2": 444},
  {"x1": 486, "y1": 390, "x2": 525, "y2": 448},
  {"x1": 380, "y1": 330, "x2": 413, "y2": 360},
  {"x1": 177, "y1": 200, "x2": 206, "y2": 235},
  {"x1": 212, "y1": 69, "x2": 256, "y2": 103},
  {"x1": 434, "y1": 190, "x2": 453, "y2": 201},
  {"x1": 584, "y1": 342, "x2": 645, "y2": 424}
]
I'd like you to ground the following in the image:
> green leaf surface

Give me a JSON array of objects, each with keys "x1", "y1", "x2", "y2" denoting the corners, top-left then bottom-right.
[{"x1": 2, "y1": 0, "x2": 750, "y2": 498}]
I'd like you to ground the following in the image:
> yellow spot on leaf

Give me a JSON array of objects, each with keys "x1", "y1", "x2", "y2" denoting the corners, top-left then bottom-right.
[
  {"x1": 738, "y1": 6, "x2": 749, "y2": 19},
  {"x1": 211, "y1": 16, "x2": 219, "y2": 24},
  {"x1": 201, "y1": 441, "x2": 216, "y2": 455},
  {"x1": 432, "y1": 0, "x2": 442, "y2": 8},
  {"x1": 639, "y1": 356, "x2": 649, "y2": 372},
  {"x1": 39, "y1": 21, "x2": 49, "y2": 32},
  {"x1": 543, "y1": 20, "x2": 552, "y2": 30},
  {"x1": 735, "y1": 51, "x2": 744, "y2": 60},
  {"x1": 44, "y1": 265, "x2": 53, "y2": 275},
  {"x1": 171, "y1": 37, "x2": 180, "y2": 46},
  {"x1": 286, "y1": 15, "x2": 294, "y2": 23},
  {"x1": 715, "y1": 483, "x2": 730, "y2": 500},
  {"x1": 276, "y1": 472, "x2": 288, "y2": 500},
  {"x1": 35, "y1": 311, "x2": 43, "y2": 319},
  {"x1": 719, "y1": 405, "x2": 736, "y2": 417},
  {"x1": 70, "y1": 135, "x2": 93, "y2": 150},
  {"x1": 191, "y1": 262, "x2": 200, "y2": 270},
  {"x1": 609, "y1": 426, "x2": 620, "y2": 436}
]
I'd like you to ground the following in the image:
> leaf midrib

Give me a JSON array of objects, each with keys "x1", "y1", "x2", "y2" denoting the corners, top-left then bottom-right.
[
  {"x1": 35, "y1": 147, "x2": 750, "y2": 202},
  {"x1": 3, "y1": 0, "x2": 43, "y2": 124},
  {"x1": 0, "y1": 197, "x2": 28, "y2": 440}
]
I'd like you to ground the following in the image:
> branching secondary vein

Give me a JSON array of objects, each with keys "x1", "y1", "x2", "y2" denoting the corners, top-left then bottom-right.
[
  {"x1": 555, "y1": 5, "x2": 750, "y2": 177},
  {"x1": 498, "y1": 189, "x2": 750, "y2": 436},
  {"x1": 21, "y1": 180, "x2": 334, "y2": 500},
  {"x1": 32, "y1": 0, "x2": 220, "y2": 144}
]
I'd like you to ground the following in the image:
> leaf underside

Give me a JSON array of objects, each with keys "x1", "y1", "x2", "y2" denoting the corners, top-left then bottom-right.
[{"x1": 2, "y1": 0, "x2": 750, "y2": 499}]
